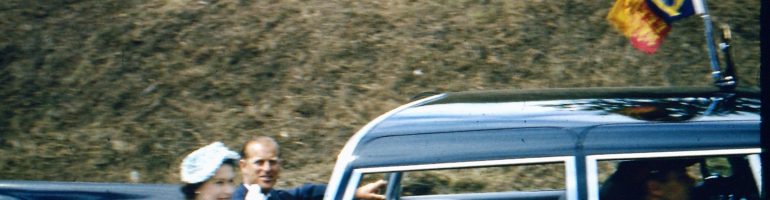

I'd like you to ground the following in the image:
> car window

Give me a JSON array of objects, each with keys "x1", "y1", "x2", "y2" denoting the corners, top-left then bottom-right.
[
  {"x1": 358, "y1": 161, "x2": 566, "y2": 199},
  {"x1": 595, "y1": 154, "x2": 761, "y2": 200}
]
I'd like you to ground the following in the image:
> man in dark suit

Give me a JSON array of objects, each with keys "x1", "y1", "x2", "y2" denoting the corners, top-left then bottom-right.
[{"x1": 232, "y1": 136, "x2": 385, "y2": 200}]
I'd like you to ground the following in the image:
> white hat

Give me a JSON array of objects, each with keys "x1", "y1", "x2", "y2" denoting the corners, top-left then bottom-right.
[{"x1": 180, "y1": 141, "x2": 241, "y2": 184}]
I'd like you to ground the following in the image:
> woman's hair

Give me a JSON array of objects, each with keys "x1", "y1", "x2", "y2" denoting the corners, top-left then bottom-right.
[{"x1": 180, "y1": 158, "x2": 238, "y2": 200}]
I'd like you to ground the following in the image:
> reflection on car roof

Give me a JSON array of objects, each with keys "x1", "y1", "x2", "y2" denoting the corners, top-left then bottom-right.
[{"x1": 349, "y1": 86, "x2": 760, "y2": 168}]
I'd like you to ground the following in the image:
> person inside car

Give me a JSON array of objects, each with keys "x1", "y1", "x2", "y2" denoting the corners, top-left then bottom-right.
[
  {"x1": 233, "y1": 136, "x2": 386, "y2": 200},
  {"x1": 599, "y1": 159, "x2": 697, "y2": 200},
  {"x1": 181, "y1": 141, "x2": 241, "y2": 200}
]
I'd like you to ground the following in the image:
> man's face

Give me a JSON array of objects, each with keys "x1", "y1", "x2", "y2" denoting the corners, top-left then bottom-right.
[
  {"x1": 239, "y1": 142, "x2": 281, "y2": 191},
  {"x1": 648, "y1": 170, "x2": 695, "y2": 200}
]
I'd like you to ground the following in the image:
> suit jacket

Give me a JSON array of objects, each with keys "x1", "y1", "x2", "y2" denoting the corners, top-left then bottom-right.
[{"x1": 232, "y1": 183, "x2": 326, "y2": 200}]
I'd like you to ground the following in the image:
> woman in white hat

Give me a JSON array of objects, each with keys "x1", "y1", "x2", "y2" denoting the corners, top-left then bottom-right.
[{"x1": 180, "y1": 142, "x2": 241, "y2": 200}]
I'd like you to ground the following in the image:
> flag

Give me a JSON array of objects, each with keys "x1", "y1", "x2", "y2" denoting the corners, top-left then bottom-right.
[
  {"x1": 607, "y1": 0, "x2": 672, "y2": 54},
  {"x1": 646, "y1": 0, "x2": 695, "y2": 23}
]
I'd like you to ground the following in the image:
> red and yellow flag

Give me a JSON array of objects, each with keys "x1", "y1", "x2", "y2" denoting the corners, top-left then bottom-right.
[{"x1": 607, "y1": 0, "x2": 672, "y2": 54}]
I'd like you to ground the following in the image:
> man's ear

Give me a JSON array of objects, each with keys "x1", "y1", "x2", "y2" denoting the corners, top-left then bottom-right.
[
  {"x1": 646, "y1": 180, "x2": 664, "y2": 197},
  {"x1": 239, "y1": 159, "x2": 247, "y2": 171}
]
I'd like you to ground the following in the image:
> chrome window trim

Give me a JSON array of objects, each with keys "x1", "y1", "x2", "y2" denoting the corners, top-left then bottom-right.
[
  {"x1": 585, "y1": 148, "x2": 761, "y2": 200},
  {"x1": 325, "y1": 94, "x2": 446, "y2": 200},
  {"x1": 748, "y1": 154, "x2": 762, "y2": 195},
  {"x1": 346, "y1": 156, "x2": 576, "y2": 200},
  {"x1": 354, "y1": 156, "x2": 573, "y2": 173},
  {"x1": 341, "y1": 171, "x2": 364, "y2": 200},
  {"x1": 564, "y1": 157, "x2": 578, "y2": 200}
]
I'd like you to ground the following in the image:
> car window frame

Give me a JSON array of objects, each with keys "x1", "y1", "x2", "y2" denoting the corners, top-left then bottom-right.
[
  {"x1": 343, "y1": 156, "x2": 578, "y2": 200},
  {"x1": 585, "y1": 148, "x2": 761, "y2": 200}
]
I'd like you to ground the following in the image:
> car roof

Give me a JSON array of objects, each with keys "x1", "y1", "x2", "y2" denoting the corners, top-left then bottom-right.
[{"x1": 347, "y1": 86, "x2": 761, "y2": 168}]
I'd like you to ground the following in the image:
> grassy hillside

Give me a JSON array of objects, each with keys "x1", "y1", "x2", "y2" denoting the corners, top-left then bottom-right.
[{"x1": 0, "y1": 0, "x2": 761, "y2": 187}]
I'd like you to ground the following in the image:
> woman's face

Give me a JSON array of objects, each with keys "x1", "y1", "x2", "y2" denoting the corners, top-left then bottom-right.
[{"x1": 196, "y1": 164, "x2": 236, "y2": 200}]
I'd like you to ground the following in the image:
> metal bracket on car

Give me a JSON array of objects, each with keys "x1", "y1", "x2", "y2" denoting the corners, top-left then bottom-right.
[
  {"x1": 714, "y1": 24, "x2": 737, "y2": 90},
  {"x1": 694, "y1": 1, "x2": 737, "y2": 91}
]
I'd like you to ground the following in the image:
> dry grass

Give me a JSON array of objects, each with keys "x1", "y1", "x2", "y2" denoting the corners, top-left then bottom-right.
[{"x1": 0, "y1": 0, "x2": 761, "y2": 188}]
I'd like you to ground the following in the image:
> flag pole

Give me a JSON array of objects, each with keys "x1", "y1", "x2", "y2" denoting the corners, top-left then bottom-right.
[{"x1": 692, "y1": 0, "x2": 725, "y2": 86}]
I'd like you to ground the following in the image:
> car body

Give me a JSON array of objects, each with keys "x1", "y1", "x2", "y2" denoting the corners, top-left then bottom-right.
[
  {"x1": 0, "y1": 180, "x2": 183, "y2": 200},
  {"x1": 324, "y1": 86, "x2": 762, "y2": 200}
]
